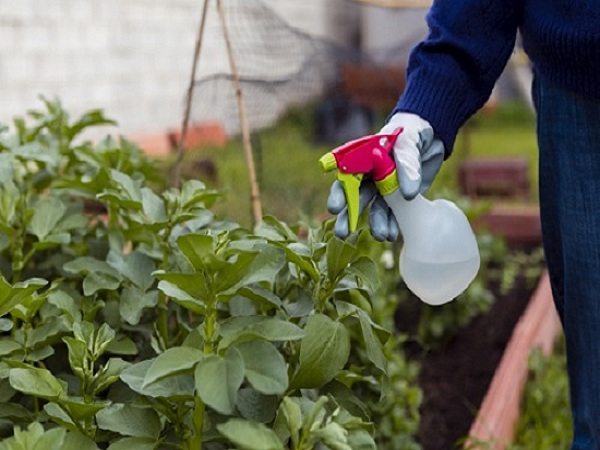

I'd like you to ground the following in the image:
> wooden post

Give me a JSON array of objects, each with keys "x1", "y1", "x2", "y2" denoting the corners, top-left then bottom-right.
[
  {"x1": 174, "y1": 0, "x2": 211, "y2": 189},
  {"x1": 216, "y1": 0, "x2": 263, "y2": 227}
]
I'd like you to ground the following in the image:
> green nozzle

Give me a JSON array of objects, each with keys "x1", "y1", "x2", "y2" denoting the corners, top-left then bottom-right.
[{"x1": 319, "y1": 153, "x2": 337, "y2": 173}]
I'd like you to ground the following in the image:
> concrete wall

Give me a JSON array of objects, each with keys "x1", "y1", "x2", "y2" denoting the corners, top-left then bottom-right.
[{"x1": 0, "y1": 0, "x2": 357, "y2": 148}]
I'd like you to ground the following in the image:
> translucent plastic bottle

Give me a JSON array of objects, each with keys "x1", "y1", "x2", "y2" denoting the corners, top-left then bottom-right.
[{"x1": 385, "y1": 189, "x2": 480, "y2": 306}]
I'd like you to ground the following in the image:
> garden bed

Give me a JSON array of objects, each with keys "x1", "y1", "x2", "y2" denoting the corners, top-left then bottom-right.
[{"x1": 397, "y1": 255, "x2": 552, "y2": 449}]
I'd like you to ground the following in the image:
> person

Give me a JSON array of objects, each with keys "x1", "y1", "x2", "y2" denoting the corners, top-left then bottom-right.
[{"x1": 326, "y1": 1, "x2": 600, "y2": 448}]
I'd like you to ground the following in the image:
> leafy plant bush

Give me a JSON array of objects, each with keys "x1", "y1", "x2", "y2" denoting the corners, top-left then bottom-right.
[
  {"x1": 0, "y1": 99, "x2": 421, "y2": 450},
  {"x1": 509, "y1": 337, "x2": 571, "y2": 450}
]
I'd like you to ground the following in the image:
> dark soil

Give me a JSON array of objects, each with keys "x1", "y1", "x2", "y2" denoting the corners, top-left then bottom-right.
[{"x1": 396, "y1": 277, "x2": 536, "y2": 450}]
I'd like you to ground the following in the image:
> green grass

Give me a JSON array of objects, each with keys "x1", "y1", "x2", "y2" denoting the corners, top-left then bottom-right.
[{"x1": 170, "y1": 101, "x2": 538, "y2": 228}]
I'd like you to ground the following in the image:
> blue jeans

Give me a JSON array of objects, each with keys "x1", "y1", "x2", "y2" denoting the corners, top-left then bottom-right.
[{"x1": 533, "y1": 73, "x2": 600, "y2": 449}]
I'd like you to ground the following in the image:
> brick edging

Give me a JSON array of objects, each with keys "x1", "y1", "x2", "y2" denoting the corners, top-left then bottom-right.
[{"x1": 466, "y1": 271, "x2": 561, "y2": 449}]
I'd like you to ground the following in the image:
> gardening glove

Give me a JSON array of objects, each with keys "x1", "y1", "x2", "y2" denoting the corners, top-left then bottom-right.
[{"x1": 327, "y1": 112, "x2": 445, "y2": 242}]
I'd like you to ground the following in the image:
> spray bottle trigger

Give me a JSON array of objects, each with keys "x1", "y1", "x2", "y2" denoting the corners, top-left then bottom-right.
[{"x1": 337, "y1": 172, "x2": 363, "y2": 232}]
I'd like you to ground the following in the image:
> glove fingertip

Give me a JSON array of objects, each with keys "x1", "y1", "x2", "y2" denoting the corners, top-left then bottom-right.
[
  {"x1": 400, "y1": 183, "x2": 420, "y2": 200},
  {"x1": 369, "y1": 197, "x2": 389, "y2": 241},
  {"x1": 333, "y1": 213, "x2": 350, "y2": 240},
  {"x1": 387, "y1": 213, "x2": 400, "y2": 242}
]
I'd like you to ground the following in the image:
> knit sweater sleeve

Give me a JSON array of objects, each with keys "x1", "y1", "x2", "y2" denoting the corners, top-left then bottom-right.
[{"x1": 392, "y1": 0, "x2": 523, "y2": 155}]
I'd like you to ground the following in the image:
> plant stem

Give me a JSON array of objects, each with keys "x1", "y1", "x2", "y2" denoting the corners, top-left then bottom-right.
[
  {"x1": 188, "y1": 396, "x2": 206, "y2": 449},
  {"x1": 157, "y1": 292, "x2": 170, "y2": 350},
  {"x1": 157, "y1": 226, "x2": 174, "y2": 350}
]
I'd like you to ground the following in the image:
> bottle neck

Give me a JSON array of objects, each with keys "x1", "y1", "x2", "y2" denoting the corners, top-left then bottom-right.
[{"x1": 383, "y1": 190, "x2": 427, "y2": 235}]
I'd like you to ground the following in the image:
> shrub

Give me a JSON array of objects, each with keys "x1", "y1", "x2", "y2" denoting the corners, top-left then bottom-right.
[{"x1": 0, "y1": 99, "x2": 420, "y2": 450}]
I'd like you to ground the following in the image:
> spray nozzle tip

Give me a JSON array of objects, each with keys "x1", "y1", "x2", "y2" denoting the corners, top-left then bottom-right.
[{"x1": 319, "y1": 153, "x2": 337, "y2": 173}]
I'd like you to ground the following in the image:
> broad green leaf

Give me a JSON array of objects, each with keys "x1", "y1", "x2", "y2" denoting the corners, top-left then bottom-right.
[
  {"x1": 180, "y1": 179, "x2": 208, "y2": 207},
  {"x1": 106, "y1": 437, "x2": 156, "y2": 450},
  {"x1": 236, "y1": 388, "x2": 279, "y2": 423},
  {"x1": 107, "y1": 250, "x2": 156, "y2": 291},
  {"x1": 120, "y1": 360, "x2": 194, "y2": 399},
  {"x1": 63, "y1": 337, "x2": 87, "y2": 378},
  {"x1": 26, "y1": 316, "x2": 67, "y2": 349},
  {"x1": 0, "y1": 340, "x2": 21, "y2": 357},
  {"x1": 55, "y1": 396, "x2": 110, "y2": 422},
  {"x1": 176, "y1": 234, "x2": 222, "y2": 272},
  {"x1": 154, "y1": 273, "x2": 209, "y2": 305},
  {"x1": 237, "y1": 341, "x2": 288, "y2": 395},
  {"x1": 119, "y1": 286, "x2": 158, "y2": 325},
  {"x1": 105, "y1": 334, "x2": 138, "y2": 356},
  {"x1": 272, "y1": 241, "x2": 319, "y2": 282},
  {"x1": 357, "y1": 310, "x2": 387, "y2": 374},
  {"x1": 0, "y1": 422, "x2": 65, "y2": 450},
  {"x1": 0, "y1": 275, "x2": 47, "y2": 317},
  {"x1": 10, "y1": 293, "x2": 46, "y2": 322},
  {"x1": 29, "y1": 197, "x2": 67, "y2": 241},
  {"x1": 143, "y1": 346, "x2": 204, "y2": 387},
  {"x1": 291, "y1": 314, "x2": 350, "y2": 389},
  {"x1": 215, "y1": 251, "x2": 259, "y2": 294},
  {"x1": 237, "y1": 286, "x2": 283, "y2": 310},
  {"x1": 25, "y1": 345, "x2": 55, "y2": 362},
  {"x1": 347, "y1": 429, "x2": 377, "y2": 450},
  {"x1": 312, "y1": 422, "x2": 352, "y2": 450},
  {"x1": 93, "y1": 323, "x2": 116, "y2": 358},
  {"x1": 195, "y1": 347, "x2": 244, "y2": 415},
  {"x1": 217, "y1": 418, "x2": 285, "y2": 450},
  {"x1": 273, "y1": 396, "x2": 303, "y2": 446},
  {"x1": 347, "y1": 256, "x2": 381, "y2": 293},
  {"x1": 219, "y1": 317, "x2": 304, "y2": 350},
  {"x1": 0, "y1": 403, "x2": 31, "y2": 421},
  {"x1": 93, "y1": 358, "x2": 131, "y2": 394},
  {"x1": 47, "y1": 290, "x2": 81, "y2": 324},
  {"x1": 156, "y1": 280, "x2": 205, "y2": 314},
  {"x1": 9, "y1": 367, "x2": 65, "y2": 400},
  {"x1": 63, "y1": 431, "x2": 100, "y2": 450},
  {"x1": 63, "y1": 257, "x2": 121, "y2": 296},
  {"x1": 235, "y1": 244, "x2": 286, "y2": 287},
  {"x1": 108, "y1": 169, "x2": 143, "y2": 204},
  {"x1": 326, "y1": 238, "x2": 356, "y2": 282},
  {"x1": 141, "y1": 187, "x2": 167, "y2": 223},
  {"x1": 68, "y1": 108, "x2": 116, "y2": 139},
  {"x1": 96, "y1": 403, "x2": 161, "y2": 439},
  {"x1": 255, "y1": 215, "x2": 299, "y2": 242},
  {"x1": 0, "y1": 379, "x2": 15, "y2": 402}
]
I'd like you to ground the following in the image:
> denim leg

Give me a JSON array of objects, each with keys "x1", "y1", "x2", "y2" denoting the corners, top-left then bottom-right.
[{"x1": 533, "y1": 74, "x2": 600, "y2": 450}]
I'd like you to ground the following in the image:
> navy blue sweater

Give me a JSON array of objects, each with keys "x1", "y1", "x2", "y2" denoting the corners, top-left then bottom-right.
[{"x1": 393, "y1": 0, "x2": 600, "y2": 155}]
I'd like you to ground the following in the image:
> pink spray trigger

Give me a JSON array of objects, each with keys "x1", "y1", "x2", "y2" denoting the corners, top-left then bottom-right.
[
  {"x1": 318, "y1": 127, "x2": 404, "y2": 233},
  {"x1": 330, "y1": 127, "x2": 402, "y2": 181}
]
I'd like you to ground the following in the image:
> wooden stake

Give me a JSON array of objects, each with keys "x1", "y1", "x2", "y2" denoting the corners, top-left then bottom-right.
[
  {"x1": 174, "y1": 0, "x2": 211, "y2": 189},
  {"x1": 216, "y1": 0, "x2": 263, "y2": 227}
]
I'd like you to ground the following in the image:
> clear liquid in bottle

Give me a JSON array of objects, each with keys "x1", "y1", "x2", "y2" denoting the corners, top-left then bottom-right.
[{"x1": 386, "y1": 191, "x2": 480, "y2": 305}]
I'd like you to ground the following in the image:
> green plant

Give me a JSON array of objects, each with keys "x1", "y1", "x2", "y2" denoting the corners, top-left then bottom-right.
[
  {"x1": 0, "y1": 99, "x2": 421, "y2": 449},
  {"x1": 509, "y1": 337, "x2": 572, "y2": 450}
]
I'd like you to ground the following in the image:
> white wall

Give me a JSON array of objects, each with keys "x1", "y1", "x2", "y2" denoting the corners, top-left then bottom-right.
[{"x1": 0, "y1": 0, "x2": 357, "y2": 144}]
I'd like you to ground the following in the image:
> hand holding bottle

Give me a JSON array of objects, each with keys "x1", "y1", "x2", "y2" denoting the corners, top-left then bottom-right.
[
  {"x1": 320, "y1": 117, "x2": 479, "y2": 305},
  {"x1": 326, "y1": 112, "x2": 445, "y2": 241}
]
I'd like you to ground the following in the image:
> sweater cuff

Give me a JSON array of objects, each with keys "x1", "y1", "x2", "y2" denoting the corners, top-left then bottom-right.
[{"x1": 391, "y1": 66, "x2": 486, "y2": 157}]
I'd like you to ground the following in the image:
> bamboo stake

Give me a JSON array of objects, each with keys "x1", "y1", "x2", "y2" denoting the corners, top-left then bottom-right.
[
  {"x1": 174, "y1": 0, "x2": 211, "y2": 189},
  {"x1": 216, "y1": 0, "x2": 263, "y2": 226}
]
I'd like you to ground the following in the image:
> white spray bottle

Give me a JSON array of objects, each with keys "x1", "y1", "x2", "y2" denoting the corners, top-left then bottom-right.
[{"x1": 319, "y1": 127, "x2": 480, "y2": 305}]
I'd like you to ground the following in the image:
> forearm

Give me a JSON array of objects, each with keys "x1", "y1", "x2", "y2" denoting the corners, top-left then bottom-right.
[{"x1": 394, "y1": 0, "x2": 523, "y2": 154}]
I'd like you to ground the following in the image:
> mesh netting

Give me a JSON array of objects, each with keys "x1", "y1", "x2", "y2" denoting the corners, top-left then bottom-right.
[{"x1": 189, "y1": 0, "x2": 423, "y2": 137}]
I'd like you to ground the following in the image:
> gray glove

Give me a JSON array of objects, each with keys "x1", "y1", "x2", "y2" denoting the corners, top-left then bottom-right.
[{"x1": 327, "y1": 112, "x2": 445, "y2": 241}]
